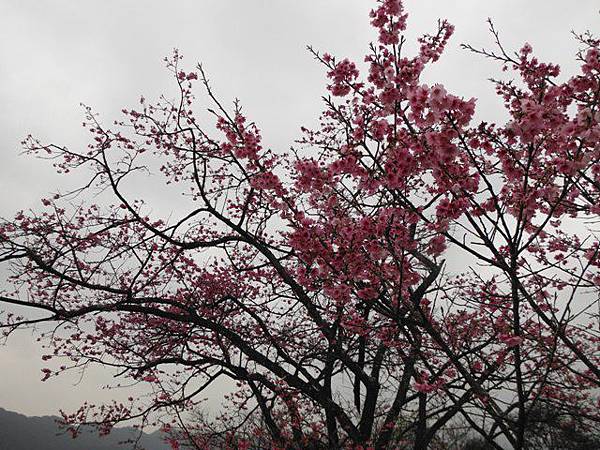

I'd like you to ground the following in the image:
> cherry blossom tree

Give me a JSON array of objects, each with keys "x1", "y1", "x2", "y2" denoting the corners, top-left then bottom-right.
[{"x1": 1, "y1": 1, "x2": 599, "y2": 448}]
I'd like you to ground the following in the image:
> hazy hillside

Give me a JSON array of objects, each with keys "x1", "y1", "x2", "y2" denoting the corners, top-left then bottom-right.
[{"x1": 0, "y1": 407, "x2": 171, "y2": 450}]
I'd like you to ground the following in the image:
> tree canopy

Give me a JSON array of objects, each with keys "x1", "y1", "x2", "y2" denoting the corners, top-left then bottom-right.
[{"x1": 1, "y1": 1, "x2": 599, "y2": 448}]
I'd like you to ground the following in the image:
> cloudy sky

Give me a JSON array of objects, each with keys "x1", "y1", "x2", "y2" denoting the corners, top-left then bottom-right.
[{"x1": 0, "y1": 0, "x2": 598, "y2": 419}]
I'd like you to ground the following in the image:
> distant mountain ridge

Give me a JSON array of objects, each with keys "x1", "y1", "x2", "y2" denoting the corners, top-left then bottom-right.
[{"x1": 0, "y1": 407, "x2": 171, "y2": 450}]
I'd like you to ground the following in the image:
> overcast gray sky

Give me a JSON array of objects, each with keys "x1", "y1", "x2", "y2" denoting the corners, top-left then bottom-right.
[{"x1": 0, "y1": 0, "x2": 598, "y2": 419}]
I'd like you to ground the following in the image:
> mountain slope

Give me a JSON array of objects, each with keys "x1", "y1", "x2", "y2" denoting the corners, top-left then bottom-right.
[{"x1": 0, "y1": 407, "x2": 171, "y2": 450}]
